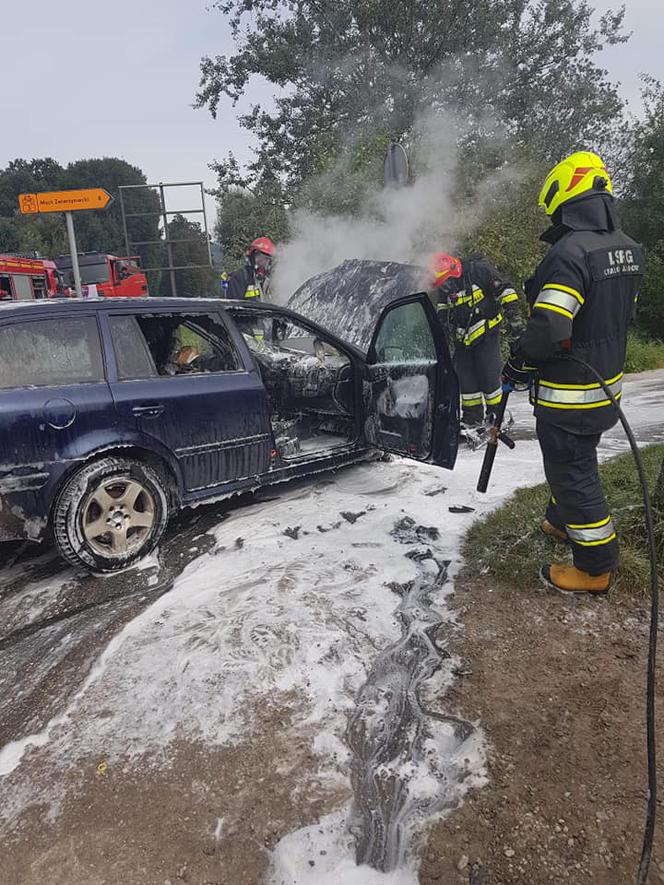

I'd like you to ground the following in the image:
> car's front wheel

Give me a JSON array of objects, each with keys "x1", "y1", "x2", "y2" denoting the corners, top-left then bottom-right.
[{"x1": 53, "y1": 456, "x2": 170, "y2": 572}]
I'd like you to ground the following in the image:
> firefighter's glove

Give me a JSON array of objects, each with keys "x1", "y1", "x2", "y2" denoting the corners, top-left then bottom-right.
[{"x1": 502, "y1": 358, "x2": 535, "y2": 391}]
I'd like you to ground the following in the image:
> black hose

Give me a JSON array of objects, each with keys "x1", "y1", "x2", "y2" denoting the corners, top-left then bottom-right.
[{"x1": 563, "y1": 356, "x2": 659, "y2": 885}]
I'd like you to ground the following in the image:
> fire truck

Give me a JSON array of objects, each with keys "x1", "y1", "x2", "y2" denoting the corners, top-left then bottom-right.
[
  {"x1": 55, "y1": 251, "x2": 149, "y2": 297},
  {"x1": 0, "y1": 255, "x2": 67, "y2": 301}
]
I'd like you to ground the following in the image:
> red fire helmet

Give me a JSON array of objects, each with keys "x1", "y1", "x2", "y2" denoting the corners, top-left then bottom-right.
[
  {"x1": 248, "y1": 236, "x2": 277, "y2": 257},
  {"x1": 429, "y1": 251, "x2": 462, "y2": 287}
]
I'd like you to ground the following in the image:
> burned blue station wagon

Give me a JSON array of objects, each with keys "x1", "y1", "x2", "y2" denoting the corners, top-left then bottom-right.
[{"x1": 0, "y1": 293, "x2": 459, "y2": 572}]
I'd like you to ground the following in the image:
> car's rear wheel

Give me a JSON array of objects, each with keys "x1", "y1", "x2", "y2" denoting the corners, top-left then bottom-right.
[{"x1": 53, "y1": 456, "x2": 169, "y2": 572}]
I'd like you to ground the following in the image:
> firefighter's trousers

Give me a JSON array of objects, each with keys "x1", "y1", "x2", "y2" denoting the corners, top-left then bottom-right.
[
  {"x1": 453, "y1": 331, "x2": 503, "y2": 426},
  {"x1": 537, "y1": 419, "x2": 619, "y2": 574}
]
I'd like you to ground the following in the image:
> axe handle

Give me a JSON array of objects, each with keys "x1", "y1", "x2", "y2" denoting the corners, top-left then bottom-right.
[{"x1": 476, "y1": 389, "x2": 511, "y2": 493}]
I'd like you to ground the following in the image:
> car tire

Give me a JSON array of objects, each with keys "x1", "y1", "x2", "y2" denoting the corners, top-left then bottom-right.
[{"x1": 53, "y1": 456, "x2": 170, "y2": 573}]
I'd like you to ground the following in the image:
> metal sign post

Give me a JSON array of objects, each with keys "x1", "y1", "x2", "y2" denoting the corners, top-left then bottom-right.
[{"x1": 64, "y1": 212, "x2": 83, "y2": 298}]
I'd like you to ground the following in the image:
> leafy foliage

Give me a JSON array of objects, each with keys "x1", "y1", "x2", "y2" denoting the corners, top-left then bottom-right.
[
  {"x1": 158, "y1": 214, "x2": 217, "y2": 297},
  {"x1": 621, "y1": 79, "x2": 664, "y2": 339},
  {"x1": 0, "y1": 158, "x2": 159, "y2": 255},
  {"x1": 212, "y1": 170, "x2": 289, "y2": 270},
  {"x1": 199, "y1": 0, "x2": 629, "y2": 284},
  {"x1": 624, "y1": 332, "x2": 664, "y2": 374},
  {"x1": 463, "y1": 444, "x2": 664, "y2": 597},
  {"x1": 198, "y1": 0, "x2": 627, "y2": 196},
  {"x1": 0, "y1": 157, "x2": 164, "y2": 294},
  {"x1": 462, "y1": 167, "x2": 549, "y2": 291}
]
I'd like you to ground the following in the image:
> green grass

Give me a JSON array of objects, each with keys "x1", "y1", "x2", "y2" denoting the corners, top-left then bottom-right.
[
  {"x1": 463, "y1": 444, "x2": 664, "y2": 597},
  {"x1": 624, "y1": 332, "x2": 664, "y2": 374}
]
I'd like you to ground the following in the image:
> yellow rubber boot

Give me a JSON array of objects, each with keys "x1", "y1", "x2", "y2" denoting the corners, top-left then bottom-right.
[
  {"x1": 540, "y1": 563, "x2": 611, "y2": 596},
  {"x1": 540, "y1": 519, "x2": 568, "y2": 542}
]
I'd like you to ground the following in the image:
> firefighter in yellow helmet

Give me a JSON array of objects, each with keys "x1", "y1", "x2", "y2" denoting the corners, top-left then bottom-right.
[{"x1": 503, "y1": 151, "x2": 645, "y2": 595}]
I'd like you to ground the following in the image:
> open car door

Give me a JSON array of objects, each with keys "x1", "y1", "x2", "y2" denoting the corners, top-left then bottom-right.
[{"x1": 364, "y1": 293, "x2": 459, "y2": 469}]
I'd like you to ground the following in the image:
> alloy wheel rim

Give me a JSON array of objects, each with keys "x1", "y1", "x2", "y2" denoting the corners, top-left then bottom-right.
[{"x1": 81, "y1": 476, "x2": 156, "y2": 558}]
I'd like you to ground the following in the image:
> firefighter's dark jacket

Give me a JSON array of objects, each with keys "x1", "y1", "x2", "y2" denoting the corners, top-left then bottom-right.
[
  {"x1": 436, "y1": 256, "x2": 524, "y2": 348},
  {"x1": 226, "y1": 264, "x2": 263, "y2": 300},
  {"x1": 513, "y1": 193, "x2": 645, "y2": 434}
]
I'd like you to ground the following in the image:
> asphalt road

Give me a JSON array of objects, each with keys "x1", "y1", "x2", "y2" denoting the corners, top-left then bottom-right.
[{"x1": 0, "y1": 370, "x2": 662, "y2": 884}]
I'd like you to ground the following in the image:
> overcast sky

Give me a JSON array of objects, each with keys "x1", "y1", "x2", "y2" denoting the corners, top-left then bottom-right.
[{"x1": 3, "y1": 0, "x2": 662, "y2": 224}]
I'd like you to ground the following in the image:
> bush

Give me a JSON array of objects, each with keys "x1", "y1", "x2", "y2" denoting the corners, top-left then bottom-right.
[
  {"x1": 463, "y1": 444, "x2": 664, "y2": 598},
  {"x1": 624, "y1": 332, "x2": 664, "y2": 373}
]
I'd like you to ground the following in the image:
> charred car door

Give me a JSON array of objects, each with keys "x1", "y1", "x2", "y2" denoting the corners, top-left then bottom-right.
[
  {"x1": 364, "y1": 293, "x2": 459, "y2": 468},
  {"x1": 105, "y1": 308, "x2": 272, "y2": 494}
]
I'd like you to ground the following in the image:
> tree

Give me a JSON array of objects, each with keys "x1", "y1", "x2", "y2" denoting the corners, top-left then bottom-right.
[
  {"x1": 197, "y1": 0, "x2": 627, "y2": 206},
  {"x1": 0, "y1": 159, "x2": 69, "y2": 256},
  {"x1": 0, "y1": 156, "x2": 162, "y2": 291},
  {"x1": 213, "y1": 172, "x2": 289, "y2": 271},
  {"x1": 621, "y1": 79, "x2": 664, "y2": 339},
  {"x1": 462, "y1": 169, "x2": 549, "y2": 293},
  {"x1": 0, "y1": 157, "x2": 65, "y2": 217},
  {"x1": 159, "y1": 214, "x2": 217, "y2": 298},
  {"x1": 0, "y1": 218, "x2": 19, "y2": 253}
]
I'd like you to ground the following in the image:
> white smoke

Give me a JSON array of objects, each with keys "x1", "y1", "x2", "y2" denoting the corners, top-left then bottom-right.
[{"x1": 271, "y1": 110, "x2": 514, "y2": 302}]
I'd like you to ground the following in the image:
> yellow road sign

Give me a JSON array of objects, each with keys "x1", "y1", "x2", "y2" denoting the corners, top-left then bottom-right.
[
  {"x1": 18, "y1": 194, "x2": 39, "y2": 214},
  {"x1": 18, "y1": 188, "x2": 113, "y2": 214}
]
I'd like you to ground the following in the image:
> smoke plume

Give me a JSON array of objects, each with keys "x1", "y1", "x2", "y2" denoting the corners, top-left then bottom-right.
[{"x1": 271, "y1": 110, "x2": 515, "y2": 302}]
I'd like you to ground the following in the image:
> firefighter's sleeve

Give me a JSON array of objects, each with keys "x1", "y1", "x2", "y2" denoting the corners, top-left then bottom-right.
[
  {"x1": 479, "y1": 260, "x2": 525, "y2": 342},
  {"x1": 494, "y1": 279, "x2": 525, "y2": 342},
  {"x1": 226, "y1": 269, "x2": 246, "y2": 300},
  {"x1": 513, "y1": 254, "x2": 586, "y2": 365}
]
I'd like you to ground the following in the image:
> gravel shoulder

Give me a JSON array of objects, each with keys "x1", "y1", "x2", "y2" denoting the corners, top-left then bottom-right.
[{"x1": 420, "y1": 576, "x2": 664, "y2": 885}]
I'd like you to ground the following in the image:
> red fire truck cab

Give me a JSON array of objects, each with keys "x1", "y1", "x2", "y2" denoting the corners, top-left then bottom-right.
[
  {"x1": 0, "y1": 255, "x2": 66, "y2": 301},
  {"x1": 55, "y1": 252, "x2": 149, "y2": 298}
]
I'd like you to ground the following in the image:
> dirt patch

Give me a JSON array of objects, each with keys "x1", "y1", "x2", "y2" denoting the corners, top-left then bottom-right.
[
  {"x1": 420, "y1": 577, "x2": 664, "y2": 885},
  {"x1": 1, "y1": 694, "x2": 349, "y2": 885}
]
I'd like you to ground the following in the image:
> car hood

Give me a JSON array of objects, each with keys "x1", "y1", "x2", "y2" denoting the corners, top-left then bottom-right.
[{"x1": 287, "y1": 259, "x2": 429, "y2": 354}]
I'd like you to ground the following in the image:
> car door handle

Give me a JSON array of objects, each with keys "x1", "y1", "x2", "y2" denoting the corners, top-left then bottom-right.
[{"x1": 132, "y1": 404, "x2": 165, "y2": 418}]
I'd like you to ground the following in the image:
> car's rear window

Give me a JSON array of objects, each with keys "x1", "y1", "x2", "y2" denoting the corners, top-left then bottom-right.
[{"x1": 0, "y1": 316, "x2": 105, "y2": 389}]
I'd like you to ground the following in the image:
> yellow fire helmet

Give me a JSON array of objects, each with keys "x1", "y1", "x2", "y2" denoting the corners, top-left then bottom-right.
[{"x1": 538, "y1": 151, "x2": 613, "y2": 216}]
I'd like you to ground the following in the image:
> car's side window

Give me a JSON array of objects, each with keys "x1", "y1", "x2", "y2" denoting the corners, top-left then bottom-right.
[
  {"x1": 0, "y1": 316, "x2": 104, "y2": 389},
  {"x1": 108, "y1": 315, "x2": 158, "y2": 380},
  {"x1": 371, "y1": 301, "x2": 437, "y2": 364},
  {"x1": 129, "y1": 313, "x2": 241, "y2": 377}
]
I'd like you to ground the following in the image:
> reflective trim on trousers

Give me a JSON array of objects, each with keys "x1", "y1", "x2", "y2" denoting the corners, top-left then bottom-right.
[
  {"x1": 485, "y1": 387, "x2": 502, "y2": 406},
  {"x1": 566, "y1": 515, "x2": 616, "y2": 546},
  {"x1": 461, "y1": 392, "x2": 483, "y2": 407}
]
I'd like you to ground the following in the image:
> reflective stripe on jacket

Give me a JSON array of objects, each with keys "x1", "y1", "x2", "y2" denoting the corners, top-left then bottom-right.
[
  {"x1": 436, "y1": 257, "x2": 523, "y2": 348},
  {"x1": 516, "y1": 194, "x2": 645, "y2": 434},
  {"x1": 226, "y1": 264, "x2": 265, "y2": 301}
]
